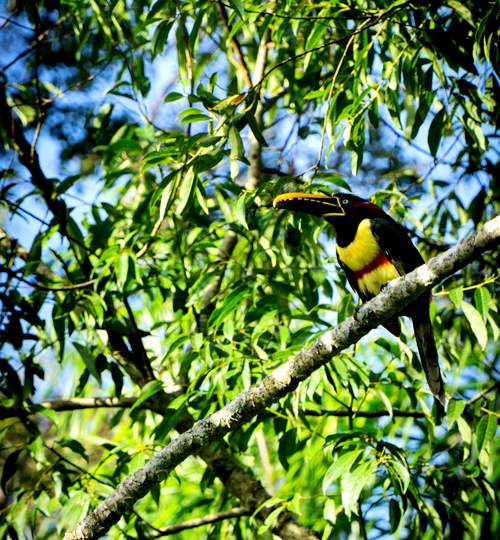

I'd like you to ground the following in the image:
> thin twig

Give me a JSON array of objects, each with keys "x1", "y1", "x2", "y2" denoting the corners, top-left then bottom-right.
[
  {"x1": 253, "y1": 3, "x2": 410, "y2": 92},
  {"x1": 466, "y1": 380, "x2": 500, "y2": 406},
  {"x1": 16, "y1": 275, "x2": 98, "y2": 291},
  {"x1": 0, "y1": 14, "x2": 69, "y2": 73},
  {"x1": 151, "y1": 507, "x2": 251, "y2": 536},
  {"x1": 217, "y1": 1, "x2": 253, "y2": 88}
]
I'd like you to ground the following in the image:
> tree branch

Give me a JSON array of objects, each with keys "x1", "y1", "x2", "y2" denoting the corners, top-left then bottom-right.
[
  {"x1": 0, "y1": 397, "x2": 139, "y2": 419},
  {"x1": 217, "y1": 1, "x2": 253, "y2": 88},
  {"x1": 151, "y1": 507, "x2": 251, "y2": 536},
  {"x1": 63, "y1": 216, "x2": 500, "y2": 540}
]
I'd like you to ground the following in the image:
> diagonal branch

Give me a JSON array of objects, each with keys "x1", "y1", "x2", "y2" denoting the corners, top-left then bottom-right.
[{"x1": 63, "y1": 216, "x2": 500, "y2": 540}]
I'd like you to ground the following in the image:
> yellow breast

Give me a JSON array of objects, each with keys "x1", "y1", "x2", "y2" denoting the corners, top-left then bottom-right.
[
  {"x1": 356, "y1": 263, "x2": 400, "y2": 296},
  {"x1": 337, "y1": 219, "x2": 399, "y2": 297},
  {"x1": 337, "y1": 219, "x2": 381, "y2": 271}
]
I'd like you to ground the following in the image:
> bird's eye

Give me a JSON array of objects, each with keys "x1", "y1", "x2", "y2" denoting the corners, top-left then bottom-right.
[{"x1": 342, "y1": 199, "x2": 348, "y2": 205}]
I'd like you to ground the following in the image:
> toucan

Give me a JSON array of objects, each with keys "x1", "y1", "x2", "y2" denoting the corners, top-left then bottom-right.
[{"x1": 273, "y1": 191, "x2": 445, "y2": 405}]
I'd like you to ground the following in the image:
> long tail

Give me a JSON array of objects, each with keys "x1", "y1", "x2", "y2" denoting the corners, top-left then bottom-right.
[{"x1": 411, "y1": 304, "x2": 445, "y2": 406}]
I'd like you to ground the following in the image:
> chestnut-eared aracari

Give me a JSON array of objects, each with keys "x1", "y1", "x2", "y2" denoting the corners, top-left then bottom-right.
[{"x1": 273, "y1": 192, "x2": 445, "y2": 405}]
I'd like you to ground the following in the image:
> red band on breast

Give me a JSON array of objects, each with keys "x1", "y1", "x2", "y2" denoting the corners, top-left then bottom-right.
[{"x1": 353, "y1": 250, "x2": 392, "y2": 280}]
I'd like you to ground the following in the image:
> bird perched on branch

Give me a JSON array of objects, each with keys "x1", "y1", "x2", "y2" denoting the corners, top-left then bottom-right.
[{"x1": 273, "y1": 191, "x2": 445, "y2": 405}]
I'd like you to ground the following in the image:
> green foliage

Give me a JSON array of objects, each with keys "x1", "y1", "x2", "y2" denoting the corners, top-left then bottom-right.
[{"x1": 1, "y1": 0, "x2": 500, "y2": 538}]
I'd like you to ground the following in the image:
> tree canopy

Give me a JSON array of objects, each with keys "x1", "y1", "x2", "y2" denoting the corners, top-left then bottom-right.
[{"x1": 0, "y1": 0, "x2": 499, "y2": 539}]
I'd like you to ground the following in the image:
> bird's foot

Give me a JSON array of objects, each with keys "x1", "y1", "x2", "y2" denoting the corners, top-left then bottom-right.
[
  {"x1": 380, "y1": 282, "x2": 389, "y2": 292},
  {"x1": 353, "y1": 305, "x2": 362, "y2": 322}
]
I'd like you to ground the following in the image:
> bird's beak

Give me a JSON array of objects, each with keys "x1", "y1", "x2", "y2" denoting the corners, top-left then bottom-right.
[{"x1": 273, "y1": 192, "x2": 345, "y2": 218}]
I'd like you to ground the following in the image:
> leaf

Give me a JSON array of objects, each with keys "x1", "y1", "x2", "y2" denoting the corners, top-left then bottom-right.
[
  {"x1": 389, "y1": 459, "x2": 411, "y2": 495},
  {"x1": 164, "y1": 92, "x2": 185, "y2": 103},
  {"x1": 422, "y1": 500, "x2": 443, "y2": 538},
  {"x1": 227, "y1": 0, "x2": 244, "y2": 19},
  {"x1": 341, "y1": 458, "x2": 377, "y2": 517},
  {"x1": 151, "y1": 20, "x2": 174, "y2": 57},
  {"x1": 251, "y1": 310, "x2": 278, "y2": 346},
  {"x1": 190, "y1": 333, "x2": 203, "y2": 350},
  {"x1": 323, "y1": 449, "x2": 364, "y2": 493},
  {"x1": 234, "y1": 192, "x2": 248, "y2": 229},
  {"x1": 449, "y1": 286, "x2": 463, "y2": 308},
  {"x1": 278, "y1": 429, "x2": 296, "y2": 471},
  {"x1": 446, "y1": 399, "x2": 466, "y2": 429},
  {"x1": 324, "y1": 498, "x2": 336, "y2": 524},
  {"x1": 461, "y1": 302, "x2": 488, "y2": 349},
  {"x1": 371, "y1": 388, "x2": 393, "y2": 419},
  {"x1": 1, "y1": 449, "x2": 22, "y2": 494},
  {"x1": 457, "y1": 416, "x2": 472, "y2": 460},
  {"x1": 428, "y1": 107, "x2": 447, "y2": 158},
  {"x1": 228, "y1": 125, "x2": 245, "y2": 160},
  {"x1": 247, "y1": 112, "x2": 267, "y2": 147},
  {"x1": 57, "y1": 436, "x2": 88, "y2": 462},
  {"x1": 176, "y1": 169, "x2": 197, "y2": 215},
  {"x1": 195, "y1": 183, "x2": 209, "y2": 214},
  {"x1": 106, "y1": 139, "x2": 143, "y2": 155},
  {"x1": 179, "y1": 114, "x2": 211, "y2": 124},
  {"x1": 152, "y1": 394, "x2": 190, "y2": 441},
  {"x1": 73, "y1": 342, "x2": 101, "y2": 384},
  {"x1": 476, "y1": 414, "x2": 497, "y2": 452},
  {"x1": 257, "y1": 506, "x2": 284, "y2": 535},
  {"x1": 130, "y1": 380, "x2": 165, "y2": 413},
  {"x1": 389, "y1": 498, "x2": 402, "y2": 533},
  {"x1": 474, "y1": 287, "x2": 491, "y2": 322},
  {"x1": 446, "y1": 1, "x2": 476, "y2": 27}
]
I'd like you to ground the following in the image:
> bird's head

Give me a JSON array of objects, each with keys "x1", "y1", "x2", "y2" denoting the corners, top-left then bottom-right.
[{"x1": 273, "y1": 192, "x2": 379, "y2": 225}]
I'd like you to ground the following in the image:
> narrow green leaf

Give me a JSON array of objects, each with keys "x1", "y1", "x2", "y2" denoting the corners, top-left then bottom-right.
[
  {"x1": 474, "y1": 287, "x2": 491, "y2": 322},
  {"x1": 387, "y1": 458, "x2": 410, "y2": 493},
  {"x1": 462, "y1": 302, "x2": 488, "y2": 349},
  {"x1": 234, "y1": 192, "x2": 248, "y2": 229},
  {"x1": 57, "y1": 436, "x2": 88, "y2": 461},
  {"x1": 151, "y1": 20, "x2": 174, "y2": 56},
  {"x1": 190, "y1": 333, "x2": 203, "y2": 350},
  {"x1": 227, "y1": 0, "x2": 244, "y2": 19},
  {"x1": 457, "y1": 416, "x2": 472, "y2": 459},
  {"x1": 194, "y1": 184, "x2": 208, "y2": 217},
  {"x1": 476, "y1": 414, "x2": 498, "y2": 452},
  {"x1": 1, "y1": 450, "x2": 22, "y2": 493},
  {"x1": 179, "y1": 114, "x2": 211, "y2": 125},
  {"x1": 446, "y1": 399, "x2": 466, "y2": 429},
  {"x1": 130, "y1": 380, "x2": 164, "y2": 413},
  {"x1": 247, "y1": 112, "x2": 268, "y2": 147},
  {"x1": 324, "y1": 498, "x2": 336, "y2": 524},
  {"x1": 228, "y1": 125, "x2": 245, "y2": 160},
  {"x1": 422, "y1": 500, "x2": 443, "y2": 537},
  {"x1": 257, "y1": 506, "x2": 284, "y2": 535},
  {"x1": 341, "y1": 458, "x2": 377, "y2": 517},
  {"x1": 164, "y1": 92, "x2": 185, "y2": 103},
  {"x1": 389, "y1": 499, "x2": 402, "y2": 533},
  {"x1": 371, "y1": 388, "x2": 393, "y2": 419},
  {"x1": 428, "y1": 107, "x2": 447, "y2": 158},
  {"x1": 449, "y1": 286, "x2": 463, "y2": 308},
  {"x1": 176, "y1": 169, "x2": 197, "y2": 215},
  {"x1": 73, "y1": 342, "x2": 101, "y2": 384},
  {"x1": 152, "y1": 395, "x2": 189, "y2": 441},
  {"x1": 323, "y1": 449, "x2": 364, "y2": 493},
  {"x1": 278, "y1": 429, "x2": 296, "y2": 471}
]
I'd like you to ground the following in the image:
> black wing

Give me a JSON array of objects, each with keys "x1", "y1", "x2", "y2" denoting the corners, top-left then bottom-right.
[{"x1": 369, "y1": 217, "x2": 424, "y2": 275}]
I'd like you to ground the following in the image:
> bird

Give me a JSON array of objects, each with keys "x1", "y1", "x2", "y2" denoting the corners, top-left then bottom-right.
[{"x1": 273, "y1": 191, "x2": 445, "y2": 405}]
